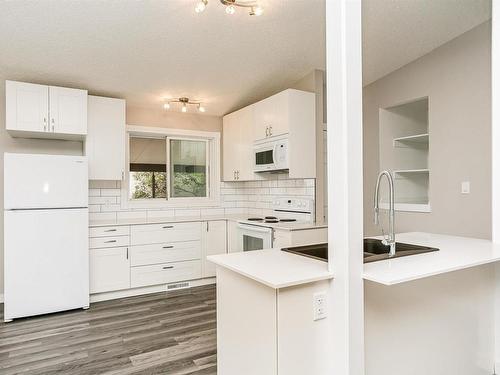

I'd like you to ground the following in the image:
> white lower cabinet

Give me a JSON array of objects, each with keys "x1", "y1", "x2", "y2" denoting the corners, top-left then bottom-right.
[
  {"x1": 131, "y1": 260, "x2": 202, "y2": 288},
  {"x1": 90, "y1": 247, "x2": 130, "y2": 294},
  {"x1": 202, "y1": 221, "x2": 227, "y2": 278},
  {"x1": 130, "y1": 241, "x2": 201, "y2": 266},
  {"x1": 90, "y1": 220, "x2": 227, "y2": 296}
]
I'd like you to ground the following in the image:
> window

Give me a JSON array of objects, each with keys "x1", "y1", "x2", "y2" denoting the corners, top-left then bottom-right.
[
  {"x1": 124, "y1": 127, "x2": 220, "y2": 208},
  {"x1": 169, "y1": 139, "x2": 208, "y2": 198},
  {"x1": 129, "y1": 137, "x2": 167, "y2": 199}
]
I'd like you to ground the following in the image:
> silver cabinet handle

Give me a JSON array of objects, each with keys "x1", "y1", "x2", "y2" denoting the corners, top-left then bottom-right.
[
  {"x1": 104, "y1": 240, "x2": 117, "y2": 243},
  {"x1": 236, "y1": 171, "x2": 240, "y2": 180},
  {"x1": 126, "y1": 248, "x2": 129, "y2": 260},
  {"x1": 162, "y1": 225, "x2": 174, "y2": 229},
  {"x1": 269, "y1": 126, "x2": 273, "y2": 136},
  {"x1": 51, "y1": 118, "x2": 55, "y2": 132},
  {"x1": 233, "y1": 170, "x2": 236, "y2": 180},
  {"x1": 163, "y1": 266, "x2": 174, "y2": 270},
  {"x1": 265, "y1": 126, "x2": 269, "y2": 137},
  {"x1": 43, "y1": 117, "x2": 47, "y2": 131},
  {"x1": 104, "y1": 229, "x2": 117, "y2": 232},
  {"x1": 162, "y1": 245, "x2": 174, "y2": 249}
]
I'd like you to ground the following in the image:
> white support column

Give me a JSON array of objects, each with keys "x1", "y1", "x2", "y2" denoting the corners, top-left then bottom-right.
[
  {"x1": 492, "y1": 0, "x2": 500, "y2": 371},
  {"x1": 326, "y1": 0, "x2": 364, "y2": 374}
]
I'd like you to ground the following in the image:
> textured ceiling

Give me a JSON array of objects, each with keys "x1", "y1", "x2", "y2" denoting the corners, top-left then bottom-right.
[
  {"x1": 362, "y1": 0, "x2": 491, "y2": 85},
  {"x1": 0, "y1": 0, "x2": 325, "y2": 116},
  {"x1": 0, "y1": 0, "x2": 492, "y2": 116}
]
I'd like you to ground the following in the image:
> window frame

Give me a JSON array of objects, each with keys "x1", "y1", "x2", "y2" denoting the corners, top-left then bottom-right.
[{"x1": 122, "y1": 125, "x2": 221, "y2": 209}]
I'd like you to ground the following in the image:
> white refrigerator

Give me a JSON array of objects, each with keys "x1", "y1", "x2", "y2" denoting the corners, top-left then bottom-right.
[{"x1": 4, "y1": 153, "x2": 89, "y2": 322}]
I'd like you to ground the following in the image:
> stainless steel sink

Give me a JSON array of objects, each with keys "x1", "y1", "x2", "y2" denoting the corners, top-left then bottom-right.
[{"x1": 281, "y1": 239, "x2": 439, "y2": 263}]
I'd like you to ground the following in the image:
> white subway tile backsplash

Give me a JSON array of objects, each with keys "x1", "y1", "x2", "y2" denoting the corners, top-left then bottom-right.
[
  {"x1": 89, "y1": 205, "x2": 101, "y2": 213},
  {"x1": 88, "y1": 176, "x2": 315, "y2": 222},
  {"x1": 89, "y1": 189, "x2": 100, "y2": 197},
  {"x1": 100, "y1": 204, "x2": 122, "y2": 212},
  {"x1": 89, "y1": 196, "x2": 117, "y2": 205},
  {"x1": 278, "y1": 179, "x2": 296, "y2": 188},
  {"x1": 89, "y1": 212, "x2": 116, "y2": 222},
  {"x1": 101, "y1": 189, "x2": 121, "y2": 197},
  {"x1": 147, "y1": 210, "x2": 175, "y2": 219},
  {"x1": 89, "y1": 180, "x2": 117, "y2": 189},
  {"x1": 117, "y1": 211, "x2": 147, "y2": 221},
  {"x1": 200, "y1": 208, "x2": 225, "y2": 216},
  {"x1": 174, "y1": 209, "x2": 201, "y2": 218}
]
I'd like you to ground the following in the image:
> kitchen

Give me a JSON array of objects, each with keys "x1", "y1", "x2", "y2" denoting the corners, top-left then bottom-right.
[{"x1": 0, "y1": 1, "x2": 499, "y2": 375}]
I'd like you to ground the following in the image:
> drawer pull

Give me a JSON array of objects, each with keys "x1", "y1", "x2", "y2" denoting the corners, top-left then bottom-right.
[
  {"x1": 162, "y1": 225, "x2": 174, "y2": 229},
  {"x1": 104, "y1": 240, "x2": 117, "y2": 243},
  {"x1": 162, "y1": 266, "x2": 174, "y2": 270},
  {"x1": 162, "y1": 245, "x2": 174, "y2": 249},
  {"x1": 104, "y1": 229, "x2": 117, "y2": 232}
]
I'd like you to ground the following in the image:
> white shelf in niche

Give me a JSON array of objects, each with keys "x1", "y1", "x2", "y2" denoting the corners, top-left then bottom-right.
[
  {"x1": 380, "y1": 202, "x2": 431, "y2": 213},
  {"x1": 393, "y1": 169, "x2": 429, "y2": 177},
  {"x1": 393, "y1": 133, "x2": 429, "y2": 147}
]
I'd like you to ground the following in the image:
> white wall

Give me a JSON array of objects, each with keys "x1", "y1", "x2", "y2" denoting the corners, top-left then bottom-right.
[
  {"x1": 364, "y1": 21, "x2": 492, "y2": 239},
  {"x1": 365, "y1": 265, "x2": 496, "y2": 375}
]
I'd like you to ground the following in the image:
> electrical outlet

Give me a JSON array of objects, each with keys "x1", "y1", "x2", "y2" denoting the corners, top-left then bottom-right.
[
  {"x1": 313, "y1": 292, "x2": 327, "y2": 321},
  {"x1": 461, "y1": 181, "x2": 470, "y2": 194}
]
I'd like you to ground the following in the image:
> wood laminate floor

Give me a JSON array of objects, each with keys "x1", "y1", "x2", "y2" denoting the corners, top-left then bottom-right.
[{"x1": 0, "y1": 285, "x2": 217, "y2": 375}]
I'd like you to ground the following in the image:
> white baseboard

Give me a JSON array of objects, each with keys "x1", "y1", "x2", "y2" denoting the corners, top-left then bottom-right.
[{"x1": 90, "y1": 278, "x2": 216, "y2": 303}]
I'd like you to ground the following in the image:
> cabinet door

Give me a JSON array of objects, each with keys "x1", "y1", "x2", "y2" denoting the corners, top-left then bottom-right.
[
  {"x1": 49, "y1": 86, "x2": 87, "y2": 135},
  {"x1": 86, "y1": 96, "x2": 126, "y2": 180},
  {"x1": 6, "y1": 81, "x2": 49, "y2": 132},
  {"x1": 202, "y1": 221, "x2": 227, "y2": 277},
  {"x1": 254, "y1": 90, "x2": 289, "y2": 141},
  {"x1": 236, "y1": 105, "x2": 256, "y2": 181},
  {"x1": 90, "y1": 247, "x2": 130, "y2": 293},
  {"x1": 222, "y1": 110, "x2": 240, "y2": 181}
]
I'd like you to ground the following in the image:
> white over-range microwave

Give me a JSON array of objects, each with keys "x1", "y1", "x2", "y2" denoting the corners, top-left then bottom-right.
[{"x1": 253, "y1": 134, "x2": 289, "y2": 173}]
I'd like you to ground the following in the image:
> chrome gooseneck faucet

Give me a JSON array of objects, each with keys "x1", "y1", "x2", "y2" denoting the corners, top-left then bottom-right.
[{"x1": 373, "y1": 170, "x2": 396, "y2": 257}]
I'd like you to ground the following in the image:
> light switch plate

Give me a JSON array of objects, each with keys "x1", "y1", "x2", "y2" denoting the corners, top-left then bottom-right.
[
  {"x1": 461, "y1": 181, "x2": 470, "y2": 194},
  {"x1": 313, "y1": 292, "x2": 327, "y2": 321}
]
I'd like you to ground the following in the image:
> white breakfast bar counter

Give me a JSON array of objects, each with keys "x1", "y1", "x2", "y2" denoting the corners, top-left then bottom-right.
[{"x1": 209, "y1": 232, "x2": 500, "y2": 375}]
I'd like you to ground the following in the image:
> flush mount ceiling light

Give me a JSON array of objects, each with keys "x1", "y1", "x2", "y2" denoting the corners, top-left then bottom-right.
[
  {"x1": 163, "y1": 97, "x2": 206, "y2": 113},
  {"x1": 194, "y1": 0, "x2": 263, "y2": 16}
]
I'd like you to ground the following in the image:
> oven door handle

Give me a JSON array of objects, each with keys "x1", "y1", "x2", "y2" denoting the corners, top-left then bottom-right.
[{"x1": 237, "y1": 223, "x2": 273, "y2": 234}]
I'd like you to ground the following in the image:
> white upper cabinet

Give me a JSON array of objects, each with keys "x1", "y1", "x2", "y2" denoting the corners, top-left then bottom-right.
[
  {"x1": 6, "y1": 80, "x2": 87, "y2": 140},
  {"x1": 254, "y1": 90, "x2": 289, "y2": 140},
  {"x1": 222, "y1": 105, "x2": 255, "y2": 181},
  {"x1": 6, "y1": 81, "x2": 48, "y2": 133},
  {"x1": 222, "y1": 88, "x2": 316, "y2": 180},
  {"x1": 48, "y1": 86, "x2": 87, "y2": 135},
  {"x1": 86, "y1": 95, "x2": 126, "y2": 181}
]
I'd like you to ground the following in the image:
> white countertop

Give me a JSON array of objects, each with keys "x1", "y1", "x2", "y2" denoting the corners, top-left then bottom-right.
[
  {"x1": 363, "y1": 232, "x2": 500, "y2": 285},
  {"x1": 89, "y1": 214, "x2": 327, "y2": 232},
  {"x1": 207, "y1": 249, "x2": 333, "y2": 289}
]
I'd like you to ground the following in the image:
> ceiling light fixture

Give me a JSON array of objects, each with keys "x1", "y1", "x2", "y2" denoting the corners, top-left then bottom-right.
[
  {"x1": 194, "y1": 0, "x2": 264, "y2": 16},
  {"x1": 163, "y1": 97, "x2": 207, "y2": 114},
  {"x1": 195, "y1": 0, "x2": 207, "y2": 13}
]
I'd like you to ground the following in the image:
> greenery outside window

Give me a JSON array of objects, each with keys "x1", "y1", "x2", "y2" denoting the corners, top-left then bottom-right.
[{"x1": 124, "y1": 127, "x2": 220, "y2": 208}]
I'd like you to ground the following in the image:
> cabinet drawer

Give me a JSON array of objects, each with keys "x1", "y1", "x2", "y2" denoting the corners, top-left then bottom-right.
[
  {"x1": 131, "y1": 222, "x2": 202, "y2": 245},
  {"x1": 90, "y1": 235, "x2": 130, "y2": 249},
  {"x1": 131, "y1": 241, "x2": 201, "y2": 267},
  {"x1": 90, "y1": 226, "x2": 129, "y2": 238},
  {"x1": 130, "y1": 260, "x2": 202, "y2": 288}
]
